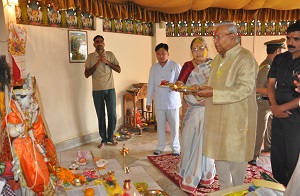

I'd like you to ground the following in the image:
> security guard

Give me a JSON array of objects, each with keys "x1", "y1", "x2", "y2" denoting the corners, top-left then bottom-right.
[{"x1": 248, "y1": 38, "x2": 286, "y2": 166}]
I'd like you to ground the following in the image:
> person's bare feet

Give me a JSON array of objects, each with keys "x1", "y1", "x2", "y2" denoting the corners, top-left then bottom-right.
[
  {"x1": 97, "y1": 142, "x2": 105, "y2": 148},
  {"x1": 106, "y1": 141, "x2": 118, "y2": 146}
]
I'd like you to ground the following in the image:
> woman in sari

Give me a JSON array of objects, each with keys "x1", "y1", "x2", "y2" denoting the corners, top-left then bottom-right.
[{"x1": 176, "y1": 37, "x2": 216, "y2": 194}]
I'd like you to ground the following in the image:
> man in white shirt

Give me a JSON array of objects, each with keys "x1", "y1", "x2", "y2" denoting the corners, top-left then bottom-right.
[{"x1": 146, "y1": 43, "x2": 182, "y2": 156}]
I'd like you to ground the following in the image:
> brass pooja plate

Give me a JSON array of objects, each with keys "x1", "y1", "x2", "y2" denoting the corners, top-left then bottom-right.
[
  {"x1": 171, "y1": 88, "x2": 198, "y2": 92},
  {"x1": 159, "y1": 85, "x2": 170, "y2": 88},
  {"x1": 71, "y1": 179, "x2": 85, "y2": 187},
  {"x1": 141, "y1": 189, "x2": 169, "y2": 196},
  {"x1": 170, "y1": 85, "x2": 199, "y2": 92}
]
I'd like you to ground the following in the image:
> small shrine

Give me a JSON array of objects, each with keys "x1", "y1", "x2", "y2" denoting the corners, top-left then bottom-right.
[{"x1": 123, "y1": 83, "x2": 156, "y2": 135}]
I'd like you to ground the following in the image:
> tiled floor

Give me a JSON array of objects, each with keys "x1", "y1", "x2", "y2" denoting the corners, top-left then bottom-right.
[
  {"x1": 60, "y1": 127, "x2": 271, "y2": 196},
  {"x1": 60, "y1": 127, "x2": 188, "y2": 196}
]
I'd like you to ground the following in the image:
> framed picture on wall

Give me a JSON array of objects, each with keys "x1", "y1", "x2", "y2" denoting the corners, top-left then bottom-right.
[{"x1": 68, "y1": 30, "x2": 88, "y2": 63}]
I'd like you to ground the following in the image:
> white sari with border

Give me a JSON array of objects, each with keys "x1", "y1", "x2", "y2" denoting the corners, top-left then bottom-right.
[{"x1": 177, "y1": 60, "x2": 216, "y2": 194}]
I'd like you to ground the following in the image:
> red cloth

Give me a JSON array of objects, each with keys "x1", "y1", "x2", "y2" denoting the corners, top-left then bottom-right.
[
  {"x1": 177, "y1": 61, "x2": 194, "y2": 84},
  {"x1": 12, "y1": 57, "x2": 23, "y2": 86},
  {"x1": 1, "y1": 161, "x2": 13, "y2": 178},
  {"x1": 7, "y1": 180, "x2": 20, "y2": 191}
]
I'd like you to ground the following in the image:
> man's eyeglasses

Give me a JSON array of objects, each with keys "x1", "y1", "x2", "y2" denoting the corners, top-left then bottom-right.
[
  {"x1": 213, "y1": 33, "x2": 233, "y2": 40},
  {"x1": 192, "y1": 46, "x2": 205, "y2": 53}
]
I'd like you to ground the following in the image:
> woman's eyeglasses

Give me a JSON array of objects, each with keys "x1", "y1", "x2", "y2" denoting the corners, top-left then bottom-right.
[{"x1": 192, "y1": 46, "x2": 205, "y2": 53}]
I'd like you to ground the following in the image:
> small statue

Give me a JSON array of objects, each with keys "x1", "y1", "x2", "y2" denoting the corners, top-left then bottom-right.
[{"x1": 7, "y1": 73, "x2": 37, "y2": 138}]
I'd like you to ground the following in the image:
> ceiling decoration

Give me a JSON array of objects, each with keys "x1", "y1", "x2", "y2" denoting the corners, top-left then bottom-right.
[
  {"x1": 123, "y1": 0, "x2": 300, "y2": 14},
  {"x1": 17, "y1": 0, "x2": 300, "y2": 23}
]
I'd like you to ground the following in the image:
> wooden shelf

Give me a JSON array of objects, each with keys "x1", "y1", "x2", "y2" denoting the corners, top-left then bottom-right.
[{"x1": 123, "y1": 83, "x2": 155, "y2": 135}]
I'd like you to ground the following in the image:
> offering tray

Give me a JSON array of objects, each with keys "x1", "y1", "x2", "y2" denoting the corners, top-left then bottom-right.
[
  {"x1": 159, "y1": 85, "x2": 170, "y2": 88},
  {"x1": 71, "y1": 179, "x2": 85, "y2": 187},
  {"x1": 170, "y1": 85, "x2": 198, "y2": 93},
  {"x1": 159, "y1": 80, "x2": 174, "y2": 88},
  {"x1": 95, "y1": 159, "x2": 108, "y2": 168},
  {"x1": 76, "y1": 160, "x2": 88, "y2": 166},
  {"x1": 171, "y1": 88, "x2": 198, "y2": 92},
  {"x1": 134, "y1": 182, "x2": 148, "y2": 193},
  {"x1": 68, "y1": 163, "x2": 79, "y2": 170},
  {"x1": 141, "y1": 189, "x2": 169, "y2": 196}
]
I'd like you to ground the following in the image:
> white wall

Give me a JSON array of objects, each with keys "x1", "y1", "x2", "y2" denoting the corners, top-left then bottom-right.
[
  {"x1": 1, "y1": 4, "x2": 286, "y2": 145},
  {"x1": 250, "y1": 35, "x2": 287, "y2": 63},
  {"x1": 24, "y1": 19, "x2": 154, "y2": 143},
  {"x1": 0, "y1": 5, "x2": 155, "y2": 144},
  {"x1": 0, "y1": 1, "x2": 12, "y2": 57}
]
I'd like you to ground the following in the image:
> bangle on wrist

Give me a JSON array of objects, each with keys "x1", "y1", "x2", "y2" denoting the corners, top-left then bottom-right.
[{"x1": 298, "y1": 99, "x2": 300, "y2": 107}]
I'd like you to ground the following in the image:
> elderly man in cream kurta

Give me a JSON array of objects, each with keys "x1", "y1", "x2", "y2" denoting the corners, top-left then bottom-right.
[{"x1": 197, "y1": 22, "x2": 258, "y2": 190}]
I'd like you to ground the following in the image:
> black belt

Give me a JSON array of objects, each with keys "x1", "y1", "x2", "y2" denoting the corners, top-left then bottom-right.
[{"x1": 257, "y1": 96, "x2": 269, "y2": 100}]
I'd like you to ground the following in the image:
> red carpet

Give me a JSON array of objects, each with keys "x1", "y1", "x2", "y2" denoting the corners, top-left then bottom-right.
[{"x1": 147, "y1": 154, "x2": 273, "y2": 196}]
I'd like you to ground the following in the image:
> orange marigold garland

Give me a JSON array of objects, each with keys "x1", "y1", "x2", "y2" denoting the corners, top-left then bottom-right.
[
  {"x1": 57, "y1": 167, "x2": 86, "y2": 184},
  {"x1": 59, "y1": 167, "x2": 75, "y2": 182}
]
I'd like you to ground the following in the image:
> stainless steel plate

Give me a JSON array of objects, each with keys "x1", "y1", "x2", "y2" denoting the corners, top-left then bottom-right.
[{"x1": 68, "y1": 163, "x2": 79, "y2": 170}]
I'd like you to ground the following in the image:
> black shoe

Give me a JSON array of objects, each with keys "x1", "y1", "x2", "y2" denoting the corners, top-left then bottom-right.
[
  {"x1": 248, "y1": 160, "x2": 257, "y2": 166},
  {"x1": 153, "y1": 150, "x2": 162, "y2": 155}
]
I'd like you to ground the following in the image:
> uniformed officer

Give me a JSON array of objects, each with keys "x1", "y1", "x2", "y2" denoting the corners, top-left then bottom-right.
[{"x1": 248, "y1": 38, "x2": 286, "y2": 166}]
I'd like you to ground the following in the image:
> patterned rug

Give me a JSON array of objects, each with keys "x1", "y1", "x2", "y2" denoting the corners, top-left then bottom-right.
[{"x1": 147, "y1": 154, "x2": 273, "y2": 196}]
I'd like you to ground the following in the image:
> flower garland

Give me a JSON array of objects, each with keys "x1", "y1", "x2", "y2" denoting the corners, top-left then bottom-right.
[{"x1": 57, "y1": 167, "x2": 86, "y2": 183}]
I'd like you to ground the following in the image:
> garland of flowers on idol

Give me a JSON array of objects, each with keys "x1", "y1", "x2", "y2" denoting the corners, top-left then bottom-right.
[
  {"x1": 31, "y1": 77, "x2": 58, "y2": 173},
  {"x1": 0, "y1": 56, "x2": 43, "y2": 193},
  {"x1": 13, "y1": 78, "x2": 86, "y2": 188},
  {"x1": 0, "y1": 57, "x2": 85, "y2": 193},
  {"x1": 4, "y1": 74, "x2": 50, "y2": 194},
  {"x1": 32, "y1": 77, "x2": 53, "y2": 145},
  {"x1": 8, "y1": 88, "x2": 41, "y2": 190}
]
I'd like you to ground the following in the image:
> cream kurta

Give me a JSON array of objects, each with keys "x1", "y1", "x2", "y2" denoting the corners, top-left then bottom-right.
[{"x1": 203, "y1": 44, "x2": 258, "y2": 162}]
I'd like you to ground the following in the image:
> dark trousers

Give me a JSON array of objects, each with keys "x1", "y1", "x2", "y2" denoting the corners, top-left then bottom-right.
[
  {"x1": 271, "y1": 117, "x2": 300, "y2": 186},
  {"x1": 92, "y1": 89, "x2": 116, "y2": 143},
  {"x1": 253, "y1": 100, "x2": 272, "y2": 160}
]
